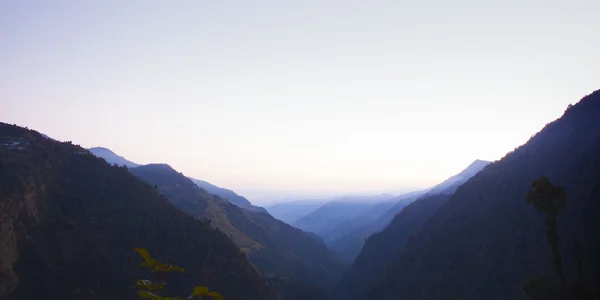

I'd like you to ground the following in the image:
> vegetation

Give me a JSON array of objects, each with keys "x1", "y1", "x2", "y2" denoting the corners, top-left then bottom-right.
[
  {"x1": 129, "y1": 164, "x2": 346, "y2": 300},
  {"x1": 132, "y1": 248, "x2": 224, "y2": 300},
  {"x1": 352, "y1": 90, "x2": 600, "y2": 299},
  {"x1": 526, "y1": 176, "x2": 567, "y2": 287},
  {"x1": 0, "y1": 123, "x2": 274, "y2": 300},
  {"x1": 523, "y1": 178, "x2": 595, "y2": 300}
]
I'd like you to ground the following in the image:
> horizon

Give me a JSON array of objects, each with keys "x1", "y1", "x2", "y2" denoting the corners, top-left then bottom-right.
[{"x1": 2, "y1": 1, "x2": 598, "y2": 203}]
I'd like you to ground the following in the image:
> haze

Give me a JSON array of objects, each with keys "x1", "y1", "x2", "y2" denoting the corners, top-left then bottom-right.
[{"x1": 1, "y1": 0, "x2": 599, "y2": 203}]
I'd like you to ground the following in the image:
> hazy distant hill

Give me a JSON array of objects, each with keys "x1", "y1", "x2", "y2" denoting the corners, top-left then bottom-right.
[
  {"x1": 129, "y1": 164, "x2": 347, "y2": 299},
  {"x1": 333, "y1": 161, "x2": 490, "y2": 298},
  {"x1": 362, "y1": 90, "x2": 600, "y2": 299},
  {"x1": 188, "y1": 177, "x2": 268, "y2": 214},
  {"x1": 189, "y1": 177, "x2": 254, "y2": 207},
  {"x1": 326, "y1": 191, "x2": 425, "y2": 261},
  {"x1": 89, "y1": 146, "x2": 140, "y2": 167},
  {"x1": 266, "y1": 200, "x2": 328, "y2": 224},
  {"x1": 0, "y1": 124, "x2": 274, "y2": 300},
  {"x1": 89, "y1": 146, "x2": 264, "y2": 212},
  {"x1": 424, "y1": 159, "x2": 491, "y2": 195},
  {"x1": 328, "y1": 160, "x2": 489, "y2": 263},
  {"x1": 292, "y1": 194, "x2": 395, "y2": 238}
]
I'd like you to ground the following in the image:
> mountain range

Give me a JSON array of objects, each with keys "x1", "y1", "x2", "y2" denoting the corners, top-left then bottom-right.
[
  {"x1": 0, "y1": 125, "x2": 274, "y2": 300},
  {"x1": 90, "y1": 149, "x2": 347, "y2": 299},
  {"x1": 336, "y1": 89, "x2": 600, "y2": 299},
  {"x1": 334, "y1": 161, "x2": 491, "y2": 298},
  {"x1": 266, "y1": 200, "x2": 328, "y2": 224},
  {"x1": 2, "y1": 89, "x2": 599, "y2": 300},
  {"x1": 328, "y1": 159, "x2": 490, "y2": 262},
  {"x1": 291, "y1": 194, "x2": 395, "y2": 238},
  {"x1": 90, "y1": 147, "x2": 266, "y2": 212}
]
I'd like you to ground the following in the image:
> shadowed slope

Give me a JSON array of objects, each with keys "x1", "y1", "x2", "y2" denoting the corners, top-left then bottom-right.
[
  {"x1": 0, "y1": 123, "x2": 274, "y2": 300},
  {"x1": 368, "y1": 90, "x2": 600, "y2": 300}
]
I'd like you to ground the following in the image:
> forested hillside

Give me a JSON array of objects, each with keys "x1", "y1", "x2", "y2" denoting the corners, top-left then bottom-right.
[
  {"x1": 0, "y1": 123, "x2": 275, "y2": 300},
  {"x1": 129, "y1": 164, "x2": 347, "y2": 299},
  {"x1": 365, "y1": 90, "x2": 600, "y2": 299}
]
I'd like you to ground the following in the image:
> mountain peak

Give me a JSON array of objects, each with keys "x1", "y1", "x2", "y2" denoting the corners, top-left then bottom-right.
[
  {"x1": 466, "y1": 159, "x2": 492, "y2": 170},
  {"x1": 89, "y1": 146, "x2": 140, "y2": 167}
]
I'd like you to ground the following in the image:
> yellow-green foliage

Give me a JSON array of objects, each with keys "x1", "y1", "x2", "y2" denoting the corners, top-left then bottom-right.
[
  {"x1": 204, "y1": 200, "x2": 263, "y2": 252},
  {"x1": 133, "y1": 248, "x2": 224, "y2": 300}
]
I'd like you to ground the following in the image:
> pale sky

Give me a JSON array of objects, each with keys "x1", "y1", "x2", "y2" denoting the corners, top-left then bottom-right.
[{"x1": 1, "y1": 1, "x2": 599, "y2": 203}]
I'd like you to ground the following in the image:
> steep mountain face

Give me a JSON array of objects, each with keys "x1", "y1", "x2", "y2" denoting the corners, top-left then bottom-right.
[
  {"x1": 329, "y1": 160, "x2": 489, "y2": 263},
  {"x1": 88, "y1": 146, "x2": 140, "y2": 168},
  {"x1": 292, "y1": 194, "x2": 395, "y2": 238},
  {"x1": 266, "y1": 200, "x2": 327, "y2": 224},
  {"x1": 0, "y1": 124, "x2": 274, "y2": 300},
  {"x1": 367, "y1": 90, "x2": 600, "y2": 300},
  {"x1": 129, "y1": 164, "x2": 347, "y2": 298}
]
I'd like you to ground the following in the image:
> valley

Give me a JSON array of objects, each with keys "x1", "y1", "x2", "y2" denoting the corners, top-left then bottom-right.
[{"x1": 2, "y1": 89, "x2": 599, "y2": 300}]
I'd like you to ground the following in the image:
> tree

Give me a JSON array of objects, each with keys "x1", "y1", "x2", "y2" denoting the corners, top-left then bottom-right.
[
  {"x1": 525, "y1": 177, "x2": 566, "y2": 287},
  {"x1": 133, "y1": 248, "x2": 224, "y2": 300}
]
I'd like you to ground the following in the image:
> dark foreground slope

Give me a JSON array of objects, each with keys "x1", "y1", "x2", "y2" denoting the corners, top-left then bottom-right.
[
  {"x1": 334, "y1": 160, "x2": 490, "y2": 298},
  {"x1": 334, "y1": 194, "x2": 450, "y2": 299},
  {"x1": 130, "y1": 164, "x2": 346, "y2": 299},
  {"x1": 368, "y1": 90, "x2": 600, "y2": 300},
  {"x1": 0, "y1": 123, "x2": 274, "y2": 300},
  {"x1": 330, "y1": 160, "x2": 490, "y2": 264}
]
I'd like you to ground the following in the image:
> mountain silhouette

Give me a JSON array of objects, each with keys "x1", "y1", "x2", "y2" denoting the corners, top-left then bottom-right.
[
  {"x1": 292, "y1": 194, "x2": 395, "y2": 238},
  {"x1": 128, "y1": 163, "x2": 347, "y2": 299},
  {"x1": 0, "y1": 123, "x2": 274, "y2": 300},
  {"x1": 329, "y1": 160, "x2": 489, "y2": 263},
  {"x1": 333, "y1": 161, "x2": 490, "y2": 298},
  {"x1": 89, "y1": 146, "x2": 264, "y2": 211},
  {"x1": 89, "y1": 146, "x2": 141, "y2": 168},
  {"x1": 266, "y1": 200, "x2": 328, "y2": 224},
  {"x1": 364, "y1": 90, "x2": 600, "y2": 299}
]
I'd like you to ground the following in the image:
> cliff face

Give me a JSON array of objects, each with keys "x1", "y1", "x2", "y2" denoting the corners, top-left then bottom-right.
[
  {"x1": 0, "y1": 123, "x2": 276, "y2": 300},
  {"x1": 0, "y1": 143, "x2": 42, "y2": 296}
]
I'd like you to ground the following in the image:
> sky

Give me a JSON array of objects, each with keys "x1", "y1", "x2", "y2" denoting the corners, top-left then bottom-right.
[{"x1": 1, "y1": 0, "x2": 599, "y2": 203}]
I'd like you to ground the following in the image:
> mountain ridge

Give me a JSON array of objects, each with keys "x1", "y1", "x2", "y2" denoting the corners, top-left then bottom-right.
[
  {"x1": 0, "y1": 123, "x2": 275, "y2": 300},
  {"x1": 364, "y1": 89, "x2": 600, "y2": 299},
  {"x1": 128, "y1": 163, "x2": 347, "y2": 299}
]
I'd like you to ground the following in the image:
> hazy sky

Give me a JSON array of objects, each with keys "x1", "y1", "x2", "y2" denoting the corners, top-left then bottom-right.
[{"x1": 1, "y1": 1, "x2": 599, "y2": 203}]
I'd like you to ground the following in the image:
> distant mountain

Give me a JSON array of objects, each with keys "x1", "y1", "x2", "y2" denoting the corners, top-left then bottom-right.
[
  {"x1": 363, "y1": 90, "x2": 600, "y2": 299},
  {"x1": 292, "y1": 194, "x2": 395, "y2": 238},
  {"x1": 89, "y1": 146, "x2": 264, "y2": 212},
  {"x1": 333, "y1": 161, "x2": 491, "y2": 299},
  {"x1": 189, "y1": 178, "x2": 253, "y2": 207},
  {"x1": 89, "y1": 146, "x2": 141, "y2": 167},
  {"x1": 189, "y1": 177, "x2": 268, "y2": 214},
  {"x1": 424, "y1": 159, "x2": 491, "y2": 195},
  {"x1": 329, "y1": 160, "x2": 490, "y2": 263},
  {"x1": 266, "y1": 200, "x2": 328, "y2": 224},
  {"x1": 326, "y1": 191, "x2": 426, "y2": 261},
  {"x1": 0, "y1": 123, "x2": 274, "y2": 300},
  {"x1": 129, "y1": 164, "x2": 347, "y2": 299}
]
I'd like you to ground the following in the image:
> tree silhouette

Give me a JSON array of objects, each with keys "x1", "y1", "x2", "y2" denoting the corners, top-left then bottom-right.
[{"x1": 525, "y1": 176, "x2": 566, "y2": 288}]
